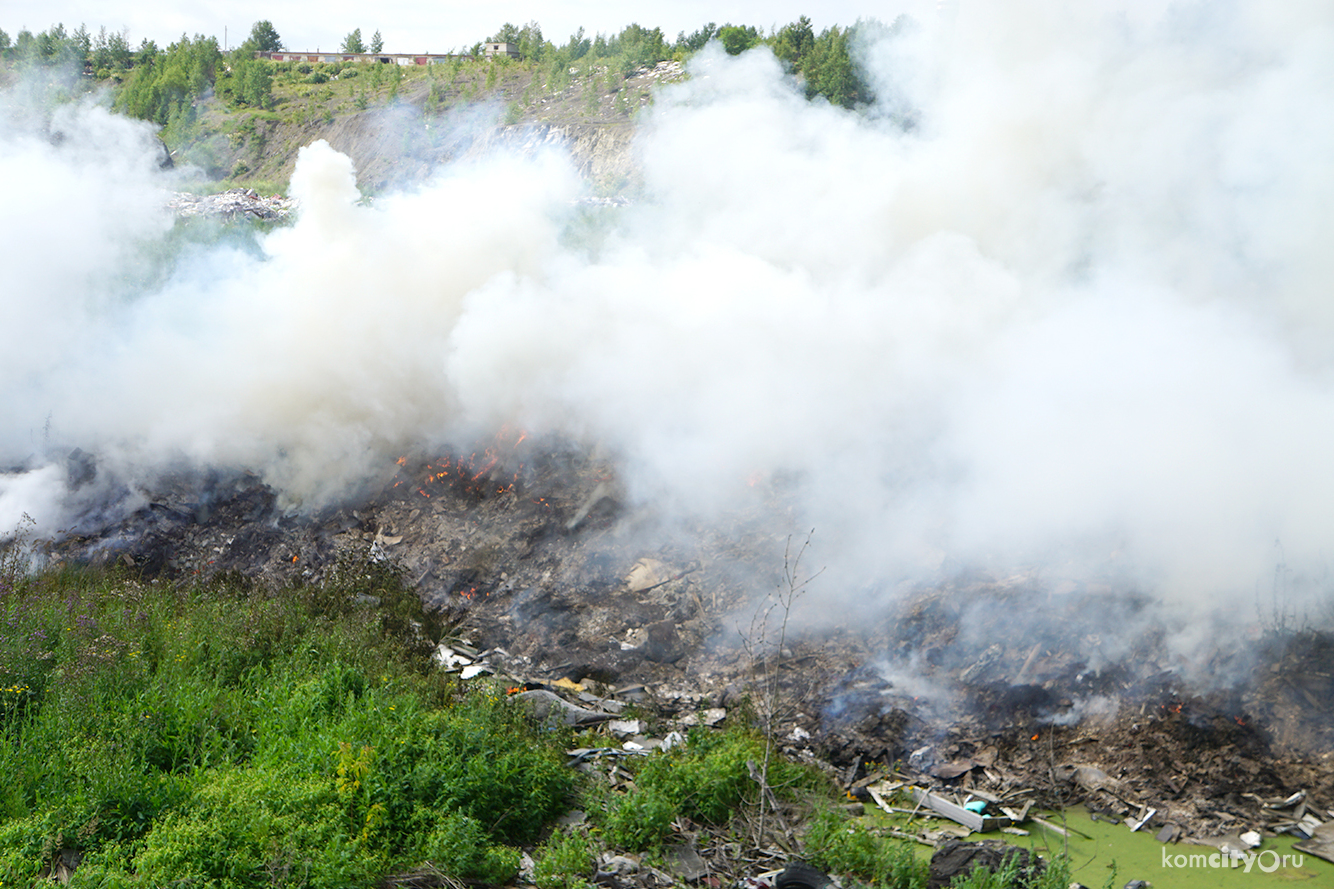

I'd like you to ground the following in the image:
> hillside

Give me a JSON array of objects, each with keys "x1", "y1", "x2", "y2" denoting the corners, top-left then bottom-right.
[
  {"x1": 174, "y1": 56, "x2": 686, "y2": 194},
  {"x1": 2, "y1": 18, "x2": 883, "y2": 196}
]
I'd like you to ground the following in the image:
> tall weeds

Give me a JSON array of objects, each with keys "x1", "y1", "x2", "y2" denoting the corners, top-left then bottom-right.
[{"x1": 0, "y1": 554, "x2": 569, "y2": 886}]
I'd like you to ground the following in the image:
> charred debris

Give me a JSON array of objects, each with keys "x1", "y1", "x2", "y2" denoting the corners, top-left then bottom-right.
[{"x1": 19, "y1": 435, "x2": 1334, "y2": 867}]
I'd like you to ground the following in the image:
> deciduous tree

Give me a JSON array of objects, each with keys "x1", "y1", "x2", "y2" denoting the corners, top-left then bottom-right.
[
  {"x1": 115, "y1": 33, "x2": 221, "y2": 125},
  {"x1": 488, "y1": 23, "x2": 521, "y2": 45},
  {"x1": 248, "y1": 20, "x2": 283, "y2": 53},
  {"x1": 229, "y1": 57, "x2": 273, "y2": 108},
  {"x1": 717, "y1": 24, "x2": 759, "y2": 55},
  {"x1": 341, "y1": 28, "x2": 365, "y2": 54}
]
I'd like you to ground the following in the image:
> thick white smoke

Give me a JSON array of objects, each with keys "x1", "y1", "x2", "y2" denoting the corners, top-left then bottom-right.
[{"x1": 3, "y1": 1, "x2": 1334, "y2": 643}]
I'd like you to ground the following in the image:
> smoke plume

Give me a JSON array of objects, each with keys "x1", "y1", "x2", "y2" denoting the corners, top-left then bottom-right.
[{"x1": 3, "y1": 2, "x2": 1334, "y2": 652}]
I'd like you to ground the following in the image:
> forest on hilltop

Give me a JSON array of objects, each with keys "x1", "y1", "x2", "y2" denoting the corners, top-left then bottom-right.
[{"x1": 0, "y1": 16, "x2": 902, "y2": 126}]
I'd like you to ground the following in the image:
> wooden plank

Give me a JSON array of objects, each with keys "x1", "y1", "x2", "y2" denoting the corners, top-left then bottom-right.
[
  {"x1": 867, "y1": 785, "x2": 897, "y2": 818},
  {"x1": 1030, "y1": 815, "x2": 1070, "y2": 837},
  {"x1": 1126, "y1": 807, "x2": 1157, "y2": 832},
  {"x1": 905, "y1": 787, "x2": 1010, "y2": 833},
  {"x1": 963, "y1": 787, "x2": 1003, "y2": 803},
  {"x1": 1029, "y1": 815, "x2": 1093, "y2": 840}
]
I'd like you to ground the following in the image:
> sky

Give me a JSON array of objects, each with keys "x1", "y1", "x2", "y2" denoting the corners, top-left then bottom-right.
[{"x1": 2, "y1": 1, "x2": 943, "y2": 54}]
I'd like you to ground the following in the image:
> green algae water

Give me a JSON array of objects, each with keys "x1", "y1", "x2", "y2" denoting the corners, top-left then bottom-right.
[
  {"x1": 1025, "y1": 808, "x2": 1326, "y2": 887},
  {"x1": 870, "y1": 804, "x2": 1328, "y2": 887}
]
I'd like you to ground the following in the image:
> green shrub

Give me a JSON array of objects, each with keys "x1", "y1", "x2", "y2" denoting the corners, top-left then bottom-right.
[
  {"x1": 535, "y1": 830, "x2": 596, "y2": 889},
  {"x1": 802, "y1": 808, "x2": 926, "y2": 888},
  {"x1": 0, "y1": 565, "x2": 569, "y2": 885},
  {"x1": 419, "y1": 812, "x2": 520, "y2": 883},
  {"x1": 596, "y1": 725, "x2": 819, "y2": 850},
  {"x1": 602, "y1": 785, "x2": 677, "y2": 851},
  {"x1": 0, "y1": 813, "x2": 48, "y2": 884},
  {"x1": 393, "y1": 691, "x2": 574, "y2": 843},
  {"x1": 133, "y1": 768, "x2": 369, "y2": 888}
]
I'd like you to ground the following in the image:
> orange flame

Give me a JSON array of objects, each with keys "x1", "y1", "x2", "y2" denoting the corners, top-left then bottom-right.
[{"x1": 393, "y1": 428, "x2": 531, "y2": 500}]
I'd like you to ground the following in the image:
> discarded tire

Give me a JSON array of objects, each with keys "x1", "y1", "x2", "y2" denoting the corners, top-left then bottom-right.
[{"x1": 776, "y1": 862, "x2": 834, "y2": 889}]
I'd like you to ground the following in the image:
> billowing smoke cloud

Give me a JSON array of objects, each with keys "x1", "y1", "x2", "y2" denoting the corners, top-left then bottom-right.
[{"x1": 4, "y1": 1, "x2": 1334, "y2": 647}]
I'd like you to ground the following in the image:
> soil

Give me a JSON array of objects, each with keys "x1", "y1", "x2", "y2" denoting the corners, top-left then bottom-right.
[{"x1": 36, "y1": 436, "x2": 1334, "y2": 848}]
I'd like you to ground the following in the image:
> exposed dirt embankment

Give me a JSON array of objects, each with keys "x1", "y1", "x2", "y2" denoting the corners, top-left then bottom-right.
[
  {"x1": 472, "y1": 121, "x2": 640, "y2": 190},
  {"x1": 183, "y1": 59, "x2": 682, "y2": 194},
  {"x1": 215, "y1": 111, "x2": 639, "y2": 194}
]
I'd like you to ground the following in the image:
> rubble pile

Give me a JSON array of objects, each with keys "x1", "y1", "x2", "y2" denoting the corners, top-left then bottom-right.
[
  {"x1": 168, "y1": 187, "x2": 294, "y2": 221},
  {"x1": 28, "y1": 438, "x2": 1334, "y2": 871},
  {"x1": 637, "y1": 59, "x2": 686, "y2": 83}
]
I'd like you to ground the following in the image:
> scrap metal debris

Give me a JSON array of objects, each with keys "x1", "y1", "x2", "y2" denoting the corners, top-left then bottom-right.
[
  {"x1": 512, "y1": 689, "x2": 615, "y2": 727},
  {"x1": 1295, "y1": 822, "x2": 1334, "y2": 865}
]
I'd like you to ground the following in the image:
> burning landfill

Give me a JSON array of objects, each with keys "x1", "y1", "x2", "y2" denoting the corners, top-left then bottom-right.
[{"x1": 4, "y1": 1, "x2": 1334, "y2": 882}]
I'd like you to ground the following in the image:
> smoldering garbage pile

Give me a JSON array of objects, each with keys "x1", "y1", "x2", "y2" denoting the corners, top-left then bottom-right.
[
  {"x1": 29, "y1": 437, "x2": 1334, "y2": 857},
  {"x1": 168, "y1": 187, "x2": 294, "y2": 221},
  {"x1": 5, "y1": 0, "x2": 1334, "y2": 867}
]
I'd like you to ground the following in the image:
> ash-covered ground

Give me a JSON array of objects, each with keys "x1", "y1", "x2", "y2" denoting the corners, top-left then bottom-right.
[{"x1": 29, "y1": 437, "x2": 1334, "y2": 845}]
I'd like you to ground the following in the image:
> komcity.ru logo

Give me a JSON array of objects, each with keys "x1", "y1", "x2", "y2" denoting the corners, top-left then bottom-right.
[{"x1": 1161, "y1": 847, "x2": 1306, "y2": 873}]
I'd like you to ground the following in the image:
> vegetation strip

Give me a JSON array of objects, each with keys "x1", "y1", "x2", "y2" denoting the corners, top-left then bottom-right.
[
  {"x1": 0, "y1": 540, "x2": 1079, "y2": 887},
  {"x1": 1, "y1": 17, "x2": 898, "y2": 189}
]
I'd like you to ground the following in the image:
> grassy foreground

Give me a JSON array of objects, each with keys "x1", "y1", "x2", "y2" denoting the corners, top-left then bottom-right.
[
  {"x1": 0, "y1": 550, "x2": 572, "y2": 886},
  {"x1": 0, "y1": 539, "x2": 1074, "y2": 888}
]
